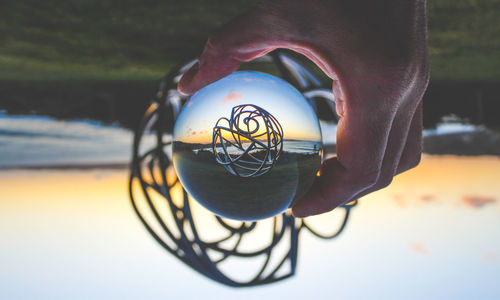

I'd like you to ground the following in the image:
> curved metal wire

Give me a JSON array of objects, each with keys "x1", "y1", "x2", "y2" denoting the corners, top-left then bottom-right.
[
  {"x1": 128, "y1": 50, "x2": 357, "y2": 288},
  {"x1": 213, "y1": 104, "x2": 283, "y2": 177}
]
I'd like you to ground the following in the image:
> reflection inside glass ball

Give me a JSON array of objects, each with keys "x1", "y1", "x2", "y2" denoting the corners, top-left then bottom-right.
[
  {"x1": 212, "y1": 104, "x2": 283, "y2": 178},
  {"x1": 173, "y1": 71, "x2": 322, "y2": 221}
]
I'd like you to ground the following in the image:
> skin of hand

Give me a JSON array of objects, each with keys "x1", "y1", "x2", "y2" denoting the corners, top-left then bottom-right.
[{"x1": 178, "y1": 0, "x2": 430, "y2": 218}]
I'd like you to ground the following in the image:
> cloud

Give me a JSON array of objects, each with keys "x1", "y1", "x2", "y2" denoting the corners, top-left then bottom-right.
[
  {"x1": 221, "y1": 92, "x2": 243, "y2": 105},
  {"x1": 462, "y1": 195, "x2": 496, "y2": 208},
  {"x1": 420, "y1": 194, "x2": 436, "y2": 202},
  {"x1": 483, "y1": 252, "x2": 497, "y2": 262},
  {"x1": 410, "y1": 243, "x2": 429, "y2": 255},
  {"x1": 392, "y1": 194, "x2": 406, "y2": 207}
]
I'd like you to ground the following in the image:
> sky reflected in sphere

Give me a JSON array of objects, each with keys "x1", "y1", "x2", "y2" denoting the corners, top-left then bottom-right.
[{"x1": 173, "y1": 71, "x2": 322, "y2": 221}]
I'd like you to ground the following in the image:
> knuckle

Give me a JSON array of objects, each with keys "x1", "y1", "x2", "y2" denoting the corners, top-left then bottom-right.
[
  {"x1": 203, "y1": 34, "x2": 227, "y2": 58},
  {"x1": 398, "y1": 153, "x2": 422, "y2": 174},
  {"x1": 359, "y1": 171, "x2": 380, "y2": 189},
  {"x1": 376, "y1": 174, "x2": 394, "y2": 190},
  {"x1": 204, "y1": 35, "x2": 220, "y2": 53},
  {"x1": 409, "y1": 153, "x2": 422, "y2": 169}
]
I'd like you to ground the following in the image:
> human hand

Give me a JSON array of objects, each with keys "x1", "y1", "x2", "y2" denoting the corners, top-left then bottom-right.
[{"x1": 178, "y1": 0, "x2": 430, "y2": 217}]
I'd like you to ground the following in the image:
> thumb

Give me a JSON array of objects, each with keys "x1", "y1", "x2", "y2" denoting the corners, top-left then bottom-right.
[{"x1": 178, "y1": 7, "x2": 284, "y2": 95}]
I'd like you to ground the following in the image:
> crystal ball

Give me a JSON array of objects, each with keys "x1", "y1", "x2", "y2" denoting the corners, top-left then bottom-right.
[{"x1": 173, "y1": 71, "x2": 322, "y2": 221}]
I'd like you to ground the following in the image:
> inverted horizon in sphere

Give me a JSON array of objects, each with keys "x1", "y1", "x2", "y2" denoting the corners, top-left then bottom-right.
[
  {"x1": 172, "y1": 71, "x2": 322, "y2": 221},
  {"x1": 174, "y1": 71, "x2": 322, "y2": 144}
]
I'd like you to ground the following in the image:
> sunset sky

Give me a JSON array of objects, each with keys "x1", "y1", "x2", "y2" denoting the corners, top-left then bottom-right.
[
  {"x1": 1, "y1": 155, "x2": 499, "y2": 299},
  {"x1": 173, "y1": 72, "x2": 323, "y2": 144}
]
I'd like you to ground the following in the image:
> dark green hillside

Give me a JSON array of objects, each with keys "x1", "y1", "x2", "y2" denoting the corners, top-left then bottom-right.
[
  {"x1": 1, "y1": 0, "x2": 499, "y2": 130},
  {"x1": 0, "y1": 0, "x2": 498, "y2": 81},
  {"x1": 0, "y1": 0, "x2": 252, "y2": 81}
]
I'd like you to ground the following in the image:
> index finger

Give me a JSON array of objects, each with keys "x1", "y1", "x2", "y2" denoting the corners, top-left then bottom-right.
[
  {"x1": 292, "y1": 87, "x2": 397, "y2": 217},
  {"x1": 178, "y1": 7, "x2": 281, "y2": 95}
]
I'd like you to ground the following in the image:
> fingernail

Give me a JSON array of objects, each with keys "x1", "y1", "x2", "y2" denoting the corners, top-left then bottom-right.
[
  {"x1": 332, "y1": 80, "x2": 345, "y2": 117},
  {"x1": 335, "y1": 99, "x2": 345, "y2": 118},
  {"x1": 332, "y1": 80, "x2": 345, "y2": 100},
  {"x1": 178, "y1": 62, "x2": 200, "y2": 95}
]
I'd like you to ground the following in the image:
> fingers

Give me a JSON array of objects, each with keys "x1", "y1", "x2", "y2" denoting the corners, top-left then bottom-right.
[
  {"x1": 363, "y1": 98, "x2": 422, "y2": 187},
  {"x1": 292, "y1": 91, "x2": 397, "y2": 217},
  {"x1": 177, "y1": 3, "x2": 342, "y2": 95},
  {"x1": 395, "y1": 100, "x2": 423, "y2": 175},
  {"x1": 347, "y1": 99, "x2": 423, "y2": 201},
  {"x1": 178, "y1": 7, "x2": 281, "y2": 95},
  {"x1": 292, "y1": 96, "x2": 424, "y2": 218}
]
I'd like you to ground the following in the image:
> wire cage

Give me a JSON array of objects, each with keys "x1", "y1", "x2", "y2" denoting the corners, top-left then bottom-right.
[
  {"x1": 128, "y1": 50, "x2": 357, "y2": 287},
  {"x1": 212, "y1": 104, "x2": 284, "y2": 178}
]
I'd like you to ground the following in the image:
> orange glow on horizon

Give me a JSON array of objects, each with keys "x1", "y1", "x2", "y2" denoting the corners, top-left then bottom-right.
[{"x1": 1, "y1": 155, "x2": 498, "y2": 219}]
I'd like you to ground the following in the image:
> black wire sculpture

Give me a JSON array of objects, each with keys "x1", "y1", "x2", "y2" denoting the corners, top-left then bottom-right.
[
  {"x1": 213, "y1": 104, "x2": 284, "y2": 178},
  {"x1": 129, "y1": 50, "x2": 357, "y2": 288}
]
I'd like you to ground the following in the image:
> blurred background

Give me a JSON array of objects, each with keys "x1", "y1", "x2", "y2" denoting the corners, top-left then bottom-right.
[{"x1": 0, "y1": 1, "x2": 499, "y2": 299}]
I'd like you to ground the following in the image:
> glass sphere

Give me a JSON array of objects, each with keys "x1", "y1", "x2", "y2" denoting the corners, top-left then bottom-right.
[{"x1": 173, "y1": 71, "x2": 322, "y2": 221}]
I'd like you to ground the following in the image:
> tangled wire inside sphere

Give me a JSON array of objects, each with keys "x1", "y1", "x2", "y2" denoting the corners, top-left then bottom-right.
[{"x1": 212, "y1": 104, "x2": 283, "y2": 178}]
